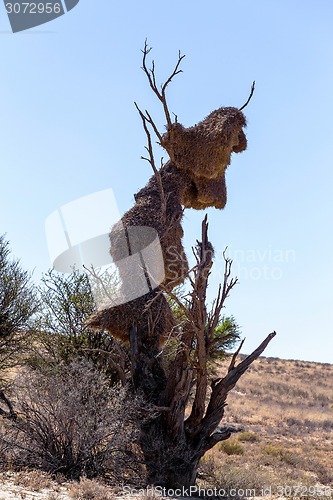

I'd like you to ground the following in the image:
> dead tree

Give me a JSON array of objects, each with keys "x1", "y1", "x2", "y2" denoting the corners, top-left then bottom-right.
[
  {"x1": 130, "y1": 218, "x2": 275, "y2": 488},
  {"x1": 87, "y1": 43, "x2": 275, "y2": 489}
]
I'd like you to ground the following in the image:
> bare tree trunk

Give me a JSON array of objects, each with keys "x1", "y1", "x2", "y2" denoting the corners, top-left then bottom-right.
[
  {"x1": 130, "y1": 330, "x2": 276, "y2": 488},
  {"x1": 127, "y1": 219, "x2": 276, "y2": 489}
]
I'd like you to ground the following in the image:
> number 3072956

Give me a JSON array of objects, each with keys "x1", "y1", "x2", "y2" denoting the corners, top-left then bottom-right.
[{"x1": 5, "y1": 3, "x2": 62, "y2": 14}]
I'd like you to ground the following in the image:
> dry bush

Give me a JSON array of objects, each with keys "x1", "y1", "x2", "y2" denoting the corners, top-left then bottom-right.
[
  {"x1": 0, "y1": 359, "x2": 143, "y2": 482},
  {"x1": 237, "y1": 431, "x2": 260, "y2": 442},
  {"x1": 0, "y1": 420, "x2": 13, "y2": 461},
  {"x1": 219, "y1": 439, "x2": 244, "y2": 455},
  {"x1": 199, "y1": 454, "x2": 317, "y2": 498},
  {"x1": 13, "y1": 469, "x2": 52, "y2": 491},
  {"x1": 69, "y1": 477, "x2": 113, "y2": 500},
  {"x1": 214, "y1": 463, "x2": 273, "y2": 496},
  {"x1": 198, "y1": 456, "x2": 217, "y2": 482},
  {"x1": 199, "y1": 456, "x2": 274, "y2": 496},
  {"x1": 263, "y1": 444, "x2": 301, "y2": 467},
  {"x1": 47, "y1": 493, "x2": 62, "y2": 500}
]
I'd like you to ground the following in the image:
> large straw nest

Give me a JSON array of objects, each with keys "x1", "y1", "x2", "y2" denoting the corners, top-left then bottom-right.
[{"x1": 86, "y1": 107, "x2": 247, "y2": 344}]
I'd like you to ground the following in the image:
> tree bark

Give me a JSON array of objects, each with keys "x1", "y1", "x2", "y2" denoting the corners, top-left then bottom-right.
[
  {"x1": 129, "y1": 316, "x2": 276, "y2": 488},
  {"x1": 126, "y1": 218, "x2": 276, "y2": 489}
]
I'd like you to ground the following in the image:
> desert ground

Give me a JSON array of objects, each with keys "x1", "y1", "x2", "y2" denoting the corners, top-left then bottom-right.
[{"x1": 0, "y1": 355, "x2": 332, "y2": 499}]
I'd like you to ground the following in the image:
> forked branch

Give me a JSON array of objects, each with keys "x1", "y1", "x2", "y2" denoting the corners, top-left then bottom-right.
[
  {"x1": 141, "y1": 39, "x2": 185, "y2": 130},
  {"x1": 206, "y1": 250, "x2": 238, "y2": 344},
  {"x1": 196, "y1": 330, "x2": 277, "y2": 449}
]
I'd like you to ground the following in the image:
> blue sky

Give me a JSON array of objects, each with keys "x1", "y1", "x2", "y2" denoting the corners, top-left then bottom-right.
[{"x1": 0, "y1": 0, "x2": 332, "y2": 363}]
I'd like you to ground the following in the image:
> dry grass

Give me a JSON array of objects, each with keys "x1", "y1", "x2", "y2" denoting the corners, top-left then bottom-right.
[
  {"x1": 12, "y1": 470, "x2": 53, "y2": 491},
  {"x1": 0, "y1": 472, "x2": 119, "y2": 500},
  {"x1": 198, "y1": 356, "x2": 333, "y2": 496},
  {"x1": 68, "y1": 477, "x2": 113, "y2": 500},
  {"x1": 0, "y1": 470, "x2": 69, "y2": 499}
]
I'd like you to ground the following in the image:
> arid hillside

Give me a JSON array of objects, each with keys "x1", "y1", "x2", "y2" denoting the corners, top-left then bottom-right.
[{"x1": 198, "y1": 355, "x2": 333, "y2": 496}]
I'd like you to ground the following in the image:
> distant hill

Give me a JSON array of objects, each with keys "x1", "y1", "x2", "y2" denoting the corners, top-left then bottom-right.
[{"x1": 197, "y1": 355, "x2": 333, "y2": 494}]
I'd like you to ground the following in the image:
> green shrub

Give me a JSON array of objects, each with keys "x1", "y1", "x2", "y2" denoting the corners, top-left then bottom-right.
[{"x1": 0, "y1": 235, "x2": 38, "y2": 379}]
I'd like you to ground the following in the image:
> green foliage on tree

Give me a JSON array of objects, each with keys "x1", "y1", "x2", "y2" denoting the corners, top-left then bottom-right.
[
  {"x1": 30, "y1": 269, "x2": 129, "y2": 384},
  {"x1": 209, "y1": 315, "x2": 241, "y2": 360},
  {"x1": 0, "y1": 235, "x2": 38, "y2": 378},
  {"x1": 166, "y1": 287, "x2": 241, "y2": 364}
]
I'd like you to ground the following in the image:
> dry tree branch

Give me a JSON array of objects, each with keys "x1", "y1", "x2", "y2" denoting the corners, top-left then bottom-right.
[
  {"x1": 144, "y1": 109, "x2": 163, "y2": 143},
  {"x1": 196, "y1": 330, "x2": 277, "y2": 450},
  {"x1": 136, "y1": 40, "x2": 186, "y2": 225},
  {"x1": 82, "y1": 347, "x2": 128, "y2": 387},
  {"x1": 161, "y1": 49, "x2": 185, "y2": 114},
  {"x1": 143, "y1": 259, "x2": 198, "y2": 316},
  {"x1": 226, "y1": 331, "x2": 276, "y2": 381},
  {"x1": 134, "y1": 102, "x2": 167, "y2": 222},
  {"x1": 83, "y1": 264, "x2": 119, "y2": 307},
  {"x1": 141, "y1": 39, "x2": 185, "y2": 130},
  {"x1": 185, "y1": 217, "x2": 215, "y2": 430},
  {"x1": 239, "y1": 81, "x2": 256, "y2": 111},
  {"x1": 220, "y1": 248, "x2": 238, "y2": 306},
  {"x1": 155, "y1": 326, "x2": 185, "y2": 358},
  {"x1": 228, "y1": 338, "x2": 245, "y2": 373},
  {"x1": 0, "y1": 390, "x2": 17, "y2": 420},
  {"x1": 206, "y1": 250, "x2": 238, "y2": 344},
  {"x1": 206, "y1": 424, "x2": 243, "y2": 447}
]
